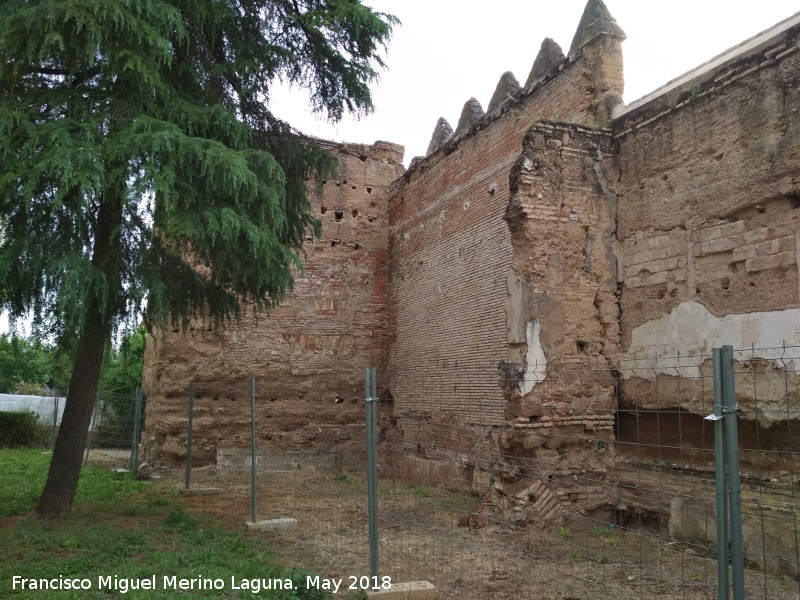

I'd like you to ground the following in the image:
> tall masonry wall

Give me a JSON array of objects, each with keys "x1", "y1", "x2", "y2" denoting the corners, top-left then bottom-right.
[
  {"x1": 141, "y1": 141, "x2": 404, "y2": 467},
  {"x1": 384, "y1": 4, "x2": 625, "y2": 486}
]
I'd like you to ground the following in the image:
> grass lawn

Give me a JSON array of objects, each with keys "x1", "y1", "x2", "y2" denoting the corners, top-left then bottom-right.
[{"x1": 0, "y1": 449, "x2": 332, "y2": 599}]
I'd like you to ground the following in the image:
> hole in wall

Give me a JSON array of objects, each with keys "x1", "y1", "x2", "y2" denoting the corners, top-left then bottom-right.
[
  {"x1": 321, "y1": 206, "x2": 328, "y2": 214},
  {"x1": 790, "y1": 196, "x2": 800, "y2": 209},
  {"x1": 721, "y1": 277, "x2": 731, "y2": 290},
  {"x1": 756, "y1": 205, "x2": 766, "y2": 214},
  {"x1": 334, "y1": 210, "x2": 343, "y2": 222},
  {"x1": 576, "y1": 340, "x2": 588, "y2": 354},
  {"x1": 352, "y1": 185, "x2": 357, "y2": 190},
  {"x1": 370, "y1": 202, "x2": 376, "y2": 208},
  {"x1": 749, "y1": 280, "x2": 756, "y2": 286},
  {"x1": 353, "y1": 243, "x2": 360, "y2": 250},
  {"x1": 331, "y1": 240, "x2": 340, "y2": 247},
  {"x1": 367, "y1": 187, "x2": 373, "y2": 194},
  {"x1": 352, "y1": 209, "x2": 358, "y2": 217}
]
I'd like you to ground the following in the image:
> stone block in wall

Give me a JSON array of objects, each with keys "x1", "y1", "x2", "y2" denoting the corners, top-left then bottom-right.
[{"x1": 745, "y1": 250, "x2": 796, "y2": 273}]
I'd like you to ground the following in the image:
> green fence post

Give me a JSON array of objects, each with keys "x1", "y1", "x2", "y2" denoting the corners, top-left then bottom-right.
[
  {"x1": 710, "y1": 348, "x2": 729, "y2": 600},
  {"x1": 84, "y1": 392, "x2": 102, "y2": 466},
  {"x1": 51, "y1": 393, "x2": 59, "y2": 452},
  {"x1": 130, "y1": 388, "x2": 142, "y2": 471},
  {"x1": 251, "y1": 377, "x2": 257, "y2": 523},
  {"x1": 185, "y1": 383, "x2": 194, "y2": 490},
  {"x1": 721, "y1": 345, "x2": 745, "y2": 600},
  {"x1": 365, "y1": 367, "x2": 379, "y2": 578}
]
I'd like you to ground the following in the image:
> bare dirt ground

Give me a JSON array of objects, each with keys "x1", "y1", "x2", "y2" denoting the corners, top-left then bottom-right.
[{"x1": 170, "y1": 467, "x2": 799, "y2": 600}]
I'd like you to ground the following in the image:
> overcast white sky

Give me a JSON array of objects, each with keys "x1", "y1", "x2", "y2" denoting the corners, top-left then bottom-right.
[
  {"x1": 2, "y1": 0, "x2": 799, "y2": 336},
  {"x1": 271, "y1": 0, "x2": 800, "y2": 164}
]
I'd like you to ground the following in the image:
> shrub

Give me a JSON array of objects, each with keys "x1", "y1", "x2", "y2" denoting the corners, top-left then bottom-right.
[{"x1": 0, "y1": 410, "x2": 40, "y2": 447}]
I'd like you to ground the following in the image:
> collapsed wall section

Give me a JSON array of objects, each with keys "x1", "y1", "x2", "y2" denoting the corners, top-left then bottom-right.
[
  {"x1": 141, "y1": 141, "x2": 404, "y2": 468},
  {"x1": 490, "y1": 122, "x2": 620, "y2": 524}
]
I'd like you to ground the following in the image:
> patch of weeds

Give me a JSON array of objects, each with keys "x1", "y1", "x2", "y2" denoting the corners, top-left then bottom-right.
[
  {"x1": 162, "y1": 508, "x2": 198, "y2": 533},
  {"x1": 777, "y1": 577, "x2": 795, "y2": 589},
  {"x1": 688, "y1": 573, "x2": 703, "y2": 582},
  {"x1": 603, "y1": 536, "x2": 619, "y2": 548},
  {"x1": 569, "y1": 550, "x2": 583, "y2": 561},
  {"x1": 334, "y1": 471, "x2": 357, "y2": 486},
  {"x1": 688, "y1": 81, "x2": 702, "y2": 102},
  {"x1": 596, "y1": 553, "x2": 609, "y2": 564},
  {"x1": 406, "y1": 483, "x2": 429, "y2": 497},
  {"x1": 557, "y1": 526, "x2": 571, "y2": 538}
]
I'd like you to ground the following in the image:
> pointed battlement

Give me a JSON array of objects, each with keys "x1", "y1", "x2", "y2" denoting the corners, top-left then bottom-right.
[
  {"x1": 414, "y1": 0, "x2": 626, "y2": 167},
  {"x1": 569, "y1": 0, "x2": 626, "y2": 56},
  {"x1": 454, "y1": 98, "x2": 485, "y2": 138},
  {"x1": 524, "y1": 38, "x2": 565, "y2": 90},
  {"x1": 426, "y1": 118, "x2": 454, "y2": 156},
  {"x1": 487, "y1": 71, "x2": 522, "y2": 116}
]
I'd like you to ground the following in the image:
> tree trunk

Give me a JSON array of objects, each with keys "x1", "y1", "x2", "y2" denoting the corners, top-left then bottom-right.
[
  {"x1": 35, "y1": 299, "x2": 111, "y2": 518},
  {"x1": 36, "y1": 183, "x2": 122, "y2": 519}
]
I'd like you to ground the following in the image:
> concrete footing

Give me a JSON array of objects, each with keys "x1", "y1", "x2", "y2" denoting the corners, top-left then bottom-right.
[
  {"x1": 246, "y1": 518, "x2": 298, "y2": 530},
  {"x1": 179, "y1": 488, "x2": 222, "y2": 496},
  {"x1": 366, "y1": 581, "x2": 435, "y2": 599}
]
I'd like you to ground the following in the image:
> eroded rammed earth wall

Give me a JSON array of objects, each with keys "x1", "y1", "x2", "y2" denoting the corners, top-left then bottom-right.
[
  {"x1": 613, "y1": 15, "x2": 800, "y2": 448},
  {"x1": 142, "y1": 141, "x2": 403, "y2": 466}
]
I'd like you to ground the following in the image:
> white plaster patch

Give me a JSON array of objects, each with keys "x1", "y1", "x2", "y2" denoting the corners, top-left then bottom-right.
[
  {"x1": 520, "y1": 319, "x2": 547, "y2": 395},
  {"x1": 622, "y1": 301, "x2": 800, "y2": 379}
]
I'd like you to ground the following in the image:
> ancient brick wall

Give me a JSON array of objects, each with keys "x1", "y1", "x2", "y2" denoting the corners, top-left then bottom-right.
[
  {"x1": 386, "y1": 18, "x2": 625, "y2": 425},
  {"x1": 141, "y1": 141, "x2": 404, "y2": 466}
]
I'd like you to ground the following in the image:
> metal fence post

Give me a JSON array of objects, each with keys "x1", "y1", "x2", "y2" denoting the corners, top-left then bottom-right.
[
  {"x1": 722, "y1": 345, "x2": 745, "y2": 600},
  {"x1": 365, "y1": 367, "x2": 379, "y2": 578},
  {"x1": 185, "y1": 383, "x2": 194, "y2": 490},
  {"x1": 51, "y1": 393, "x2": 59, "y2": 452},
  {"x1": 251, "y1": 377, "x2": 258, "y2": 523},
  {"x1": 84, "y1": 392, "x2": 102, "y2": 466},
  {"x1": 130, "y1": 387, "x2": 143, "y2": 471},
  {"x1": 710, "y1": 348, "x2": 729, "y2": 600}
]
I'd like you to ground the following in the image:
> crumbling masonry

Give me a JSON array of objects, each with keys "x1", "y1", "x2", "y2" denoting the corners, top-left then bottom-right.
[{"x1": 142, "y1": 0, "x2": 800, "y2": 569}]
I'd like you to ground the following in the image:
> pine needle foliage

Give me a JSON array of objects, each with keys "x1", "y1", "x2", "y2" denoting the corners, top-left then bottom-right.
[
  {"x1": 0, "y1": 0, "x2": 396, "y2": 518},
  {"x1": 0, "y1": 0, "x2": 396, "y2": 335}
]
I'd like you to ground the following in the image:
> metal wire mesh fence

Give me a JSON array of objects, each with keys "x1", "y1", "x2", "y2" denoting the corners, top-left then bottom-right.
[
  {"x1": 172, "y1": 347, "x2": 800, "y2": 599},
  {"x1": 364, "y1": 346, "x2": 800, "y2": 600},
  {"x1": 83, "y1": 388, "x2": 144, "y2": 470}
]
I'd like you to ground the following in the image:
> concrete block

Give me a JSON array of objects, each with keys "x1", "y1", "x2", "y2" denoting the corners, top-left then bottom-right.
[
  {"x1": 179, "y1": 488, "x2": 222, "y2": 496},
  {"x1": 246, "y1": 518, "x2": 298, "y2": 531},
  {"x1": 366, "y1": 581, "x2": 435, "y2": 600}
]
